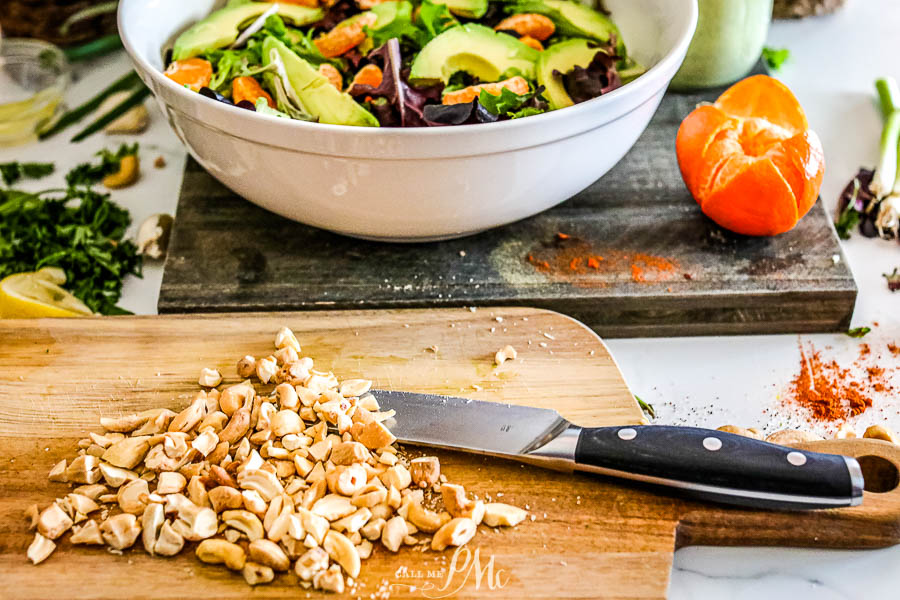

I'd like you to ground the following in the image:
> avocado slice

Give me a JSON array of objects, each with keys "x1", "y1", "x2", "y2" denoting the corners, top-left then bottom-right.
[
  {"x1": 507, "y1": 0, "x2": 624, "y2": 55},
  {"x1": 431, "y1": 0, "x2": 489, "y2": 20},
  {"x1": 409, "y1": 24, "x2": 539, "y2": 86},
  {"x1": 262, "y1": 37, "x2": 379, "y2": 127},
  {"x1": 538, "y1": 38, "x2": 613, "y2": 110},
  {"x1": 173, "y1": 2, "x2": 323, "y2": 61}
]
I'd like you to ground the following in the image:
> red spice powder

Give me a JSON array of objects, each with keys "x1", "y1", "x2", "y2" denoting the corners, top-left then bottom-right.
[
  {"x1": 524, "y1": 234, "x2": 679, "y2": 284},
  {"x1": 786, "y1": 342, "x2": 873, "y2": 422},
  {"x1": 889, "y1": 343, "x2": 900, "y2": 356}
]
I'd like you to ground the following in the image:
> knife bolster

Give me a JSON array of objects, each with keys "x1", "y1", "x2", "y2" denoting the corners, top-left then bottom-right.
[{"x1": 522, "y1": 425, "x2": 581, "y2": 471}]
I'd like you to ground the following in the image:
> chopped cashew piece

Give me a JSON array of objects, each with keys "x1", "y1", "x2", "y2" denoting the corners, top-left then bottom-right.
[
  {"x1": 271, "y1": 410, "x2": 303, "y2": 437},
  {"x1": 196, "y1": 539, "x2": 246, "y2": 570},
  {"x1": 409, "y1": 456, "x2": 441, "y2": 488},
  {"x1": 314, "y1": 565, "x2": 345, "y2": 593},
  {"x1": 864, "y1": 424, "x2": 899, "y2": 443},
  {"x1": 441, "y1": 483, "x2": 478, "y2": 518},
  {"x1": 99, "y1": 462, "x2": 138, "y2": 488},
  {"x1": 25, "y1": 504, "x2": 40, "y2": 530},
  {"x1": 483, "y1": 503, "x2": 528, "y2": 527},
  {"x1": 381, "y1": 516, "x2": 407, "y2": 552},
  {"x1": 312, "y1": 494, "x2": 356, "y2": 521},
  {"x1": 222, "y1": 509, "x2": 265, "y2": 542},
  {"x1": 198, "y1": 368, "x2": 223, "y2": 388},
  {"x1": 101, "y1": 437, "x2": 150, "y2": 469},
  {"x1": 295, "y1": 547, "x2": 329, "y2": 581},
  {"x1": 256, "y1": 356, "x2": 279, "y2": 384},
  {"x1": 249, "y1": 538, "x2": 290, "y2": 571},
  {"x1": 65, "y1": 454, "x2": 101, "y2": 484},
  {"x1": 66, "y1": 493, "x2": 99, "y2": 516},
  {"x1": 494, "y1": 344, "x2": 517, "y2": 365},
  {"x1": 379, "y1": 465, "x2": 411, "y2": 491},
  {"x1": 339, "y1": 379, "x2": 372, "y2": 398},
  {"x1": 242, "y1": 561, "x2": 275, "y2": 585},
  {"x1": 408, "y1": 501, "x2": 449, "y2": 533},
  {"x1": 167, "y1": 494, "x2": 217, "y2": 541},
  {"x1": 360, "y1": 517, "x2": 385, "y2": 541},
  {"x1": 37, "y1": 503, "x2": 73, "y2": 540},
  {"x1": 27, "y1": 533, "x2": 56, "y2": 564},
  {"x1": 141, "y1": 503, "x2": 165, "y2": 554},
  {"x1": 154, "y1": 521, "x2": 185, "y2": 556},
  {"x1": 237, "y1": 356, "x2": 256, "y2": 379},
  {"x1": 274, "y1": 327, "x2": 301, "y2": 352},
  {"x1": 220, "y1": 381, "x2": 254, "y2": 416},
  {"x1": 156, "y1": 471, "x2": 186, "y2": 494},
  {"x1": 48, "y1": 459, "x2": 67, "y2": 483},
  {"x1": 117, "y1": 478, "x2": 149, "y2": 514},
  {"x1": 354, "y1": 420, "x2": 396, "y2": 449},
  {"x1": 70, "y1": 519, "x2": 104, "y2": 545},
  {"x1": 325, "y1": 529, "x2": 361, "y2": 578},
  {"x1": 329, "y1": 442, "x2": 369, "y2": 465},
  {"x1": 327, "y1": 464, "x2": 367, "y2": 496},
  {"x1": 209, "y1": 486, "x2": 243, "y2": 513},
  {"x1": 100, "y1": 513, "x2": 142, "y2": 550},
  {"x1": 431, "y1": 517, "x2": 476, "y2": 551}
]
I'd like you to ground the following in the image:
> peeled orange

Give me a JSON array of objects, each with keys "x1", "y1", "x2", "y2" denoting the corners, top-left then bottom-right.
[{"x1": 676, "y1": 75, "x2": 825, "y2": 236}]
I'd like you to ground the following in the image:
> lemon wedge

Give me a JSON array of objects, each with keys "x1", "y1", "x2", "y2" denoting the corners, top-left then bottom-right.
[{"x1": 0, "y1": 268, "x2": 94, "y2": 318}]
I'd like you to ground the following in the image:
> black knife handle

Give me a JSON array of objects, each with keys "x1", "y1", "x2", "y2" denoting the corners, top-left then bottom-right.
[{"x1": 573, "y1": 426, "x2": 864, "y2": 509}]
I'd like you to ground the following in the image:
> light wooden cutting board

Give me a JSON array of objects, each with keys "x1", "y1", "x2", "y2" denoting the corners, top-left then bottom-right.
[{"x1": 1, "y1": 308, "x2": 899, "y2": 600}]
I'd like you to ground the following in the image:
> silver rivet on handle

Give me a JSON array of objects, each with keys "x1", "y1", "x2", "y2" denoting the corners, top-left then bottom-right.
[
  {"x1": 617, "y1": 428, "x2": 637, "y2": 441},
  {"x1": 702, "y1": 437, "x2": 722, "y2": 451},
  {"x1": 787, "y1": 451, "x2": 808, "y2": 466}
]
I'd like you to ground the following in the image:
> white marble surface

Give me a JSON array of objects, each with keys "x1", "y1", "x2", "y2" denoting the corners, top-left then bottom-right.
[{"x1": 2, "y1": 1, "x2": 899, "y2": 596}]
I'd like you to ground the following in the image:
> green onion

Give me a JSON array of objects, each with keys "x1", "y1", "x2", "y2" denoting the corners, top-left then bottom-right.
[
  {"x1": 62, "y1": 34, "x2": 123, "y2": 62},
  {"x1": 876, "y1": 77, "x2": 900, "y2": 118},
  {"x1": 39, "y1": 71, "x2": 142, "y2": 140},
  {"x1": 872, "y1": 77, "x2": 900, "y2": 198},
  {"x1": 634, "y1": 395, "x2": 656, "y2": 419},
  {"x1": 71, "y1": 85, "x2": 151, "y2": 143}
]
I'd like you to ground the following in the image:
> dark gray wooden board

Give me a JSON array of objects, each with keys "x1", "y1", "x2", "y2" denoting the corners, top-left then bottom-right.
[{"x1": 158, "y1": 75, "x2": 857, "y2": 337}]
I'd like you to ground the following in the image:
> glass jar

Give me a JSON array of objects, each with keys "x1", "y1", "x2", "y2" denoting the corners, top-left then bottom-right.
[
  {"x1": 671, "y1": 0, "x2": 773, "y2": 90},
  {"x1": 0, "y1": 39, "x2": 70, "y2": 146}
]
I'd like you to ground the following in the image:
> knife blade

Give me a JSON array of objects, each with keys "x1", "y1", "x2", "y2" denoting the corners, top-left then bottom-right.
[{"x1": 373, "y1": 390, "x2": 864, "y2": 510}]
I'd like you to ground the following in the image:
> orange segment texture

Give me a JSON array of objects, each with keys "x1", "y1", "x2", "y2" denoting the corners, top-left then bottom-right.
[{"x1": 676, "y1": 74, "x2": 825, "y2": 236}]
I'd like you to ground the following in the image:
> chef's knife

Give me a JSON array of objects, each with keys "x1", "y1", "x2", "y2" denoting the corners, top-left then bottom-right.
[{"x1": 373, "y1": 390, "x2": 864, "y2": 510}]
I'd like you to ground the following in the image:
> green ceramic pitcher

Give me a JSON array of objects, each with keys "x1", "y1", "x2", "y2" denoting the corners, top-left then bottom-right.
[{"x1": 671, "y1": 0, "x2": 773, "y2": 90}]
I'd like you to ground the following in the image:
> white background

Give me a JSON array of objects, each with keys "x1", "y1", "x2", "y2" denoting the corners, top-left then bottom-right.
[{"x1": 2, "y1": 0, "x2": 898, "y2": 596}]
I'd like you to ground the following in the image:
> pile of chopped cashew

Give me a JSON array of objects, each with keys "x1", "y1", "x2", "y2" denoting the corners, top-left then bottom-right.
[{"x1": 26, "y1": 328, "x2": 528, "y2": 592}]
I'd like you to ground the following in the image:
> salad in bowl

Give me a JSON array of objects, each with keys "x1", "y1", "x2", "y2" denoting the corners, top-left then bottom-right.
[{"x1": 162, "y1": 0, "x2": 645, "y2": 127}]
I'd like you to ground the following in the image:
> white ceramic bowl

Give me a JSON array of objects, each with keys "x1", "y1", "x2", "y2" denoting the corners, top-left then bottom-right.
[{"x1": 120, "y1": 0, "x2": 697, "y2": 241}]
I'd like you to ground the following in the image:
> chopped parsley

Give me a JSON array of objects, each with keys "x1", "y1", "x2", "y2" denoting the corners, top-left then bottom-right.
[{"x1": 0, "y1": 147, "x2": 143, "y2": 314}]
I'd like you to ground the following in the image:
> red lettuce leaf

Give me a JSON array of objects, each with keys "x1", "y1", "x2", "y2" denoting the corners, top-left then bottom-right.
[
  {"x1": 553, "y1": 47, "x2": 622, "y2": 105},
  {"x1": 349, "y1": 39, "x2": 443, "y2": 127},
  {"x1": 422, "y1": 100, "x2": 498, "y2": 126}
]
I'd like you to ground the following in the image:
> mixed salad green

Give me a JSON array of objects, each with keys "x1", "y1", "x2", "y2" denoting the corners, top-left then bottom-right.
[{"x1": 162, "y1": 0, "x2": 644, "y2": 127}]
